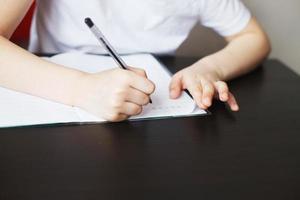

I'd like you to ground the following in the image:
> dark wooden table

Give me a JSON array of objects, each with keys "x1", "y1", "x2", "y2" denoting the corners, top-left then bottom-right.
[{"x1": 0, "y1": 57, "x2": 300, "y2": 200}]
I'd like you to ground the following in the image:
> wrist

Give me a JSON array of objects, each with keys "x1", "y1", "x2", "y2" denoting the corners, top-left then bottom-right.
[
  {"x1": 195, "y1": 56, "x2": 226, "y2": 81},
  {"x1": 69, "y1": 71, "x2": 90, "y2": 107}
]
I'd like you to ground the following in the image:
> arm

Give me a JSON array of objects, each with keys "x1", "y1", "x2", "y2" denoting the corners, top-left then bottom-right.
[
  {"x1": 169, "y1": 17, "x2": 271, "y2": 111},
  {"x1": 0, "y1": 0, "x2": 89, "y2": 106},
  {"x1": 0, "y1": 35, "x2": 86, "y2": 106},
  {"x1": 199, "y1": 17, "x2": 271, "y2": 81},
  {"x1": 0, "y1": 0, "x2": 154, "y2": 121}
]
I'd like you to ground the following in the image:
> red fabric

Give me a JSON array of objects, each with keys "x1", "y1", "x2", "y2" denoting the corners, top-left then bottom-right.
[{"x1": 11, "y1": 3, "x2": 35, "y2": 44}]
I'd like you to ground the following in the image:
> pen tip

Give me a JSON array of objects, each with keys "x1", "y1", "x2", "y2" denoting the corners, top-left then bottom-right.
[{"x1": 84, "y1": 17, "x2": 94, "y2": 28}]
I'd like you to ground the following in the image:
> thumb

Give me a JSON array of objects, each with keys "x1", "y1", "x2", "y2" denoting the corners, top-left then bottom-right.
[{"x1": 169, "y1": 73, "x2": 183, "y2": 99}]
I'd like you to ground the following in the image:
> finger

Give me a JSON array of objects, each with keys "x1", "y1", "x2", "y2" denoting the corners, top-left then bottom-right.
[
  {"x1": 169, "y1": 73, "x2": 183, "y2": 99},
  {"x1": 120, "y1": 102, "x2": 143, "y2": 116},
  {"x1": 201, "y1": 79, "x2": 215, "y2": 107},
  {"x1": 107, "y1": 114, "x2": 128, "y2": 122},
  {"x1": 191, "y1": 86, "x2": 206, "y2": 109},
  {"x1": 227, "y1": 92, "x2": 239, "y2": 111},
  {"x1": 185, "y1": 80, "x2": 205, "y2": 109},
  {"x1": 126, "y1": 88, "x2": 150, "y2": 106},
  {"x1": 214, "y1": 81, "x2": 229, "y2": 102},
  {"x1": 126, "y1": 71, "x2": 155, "y2": 95}
]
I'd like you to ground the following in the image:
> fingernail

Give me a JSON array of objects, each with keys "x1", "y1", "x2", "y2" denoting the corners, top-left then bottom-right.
[
  {"x1": 204, "y1": 98, "x2": 211, "y2": 106},
  {"x1": 232, "y1": 105, "x2": 239, "y2": 111},
  {"x1": 222, "y1": 93, "x2": 228, "y2": 101}
]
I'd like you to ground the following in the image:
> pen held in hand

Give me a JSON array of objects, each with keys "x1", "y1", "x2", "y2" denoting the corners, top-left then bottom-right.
[{"x1": 84, "y1": 17, "x2": 152, "y2": 103}]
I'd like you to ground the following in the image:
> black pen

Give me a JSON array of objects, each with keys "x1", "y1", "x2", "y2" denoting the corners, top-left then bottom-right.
[{"x1": 84, "y1": 17, "x2": 152, "y2": 103}]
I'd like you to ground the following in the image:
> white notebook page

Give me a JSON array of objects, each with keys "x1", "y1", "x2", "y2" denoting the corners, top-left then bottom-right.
[{"x1": 0, "y1": 53, "x2": 207, "y2": 128}]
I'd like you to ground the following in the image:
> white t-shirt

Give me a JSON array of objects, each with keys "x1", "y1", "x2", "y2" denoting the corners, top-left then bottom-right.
[{"x1": 29, "y1": 0, "x2": 251, "y2": 55}]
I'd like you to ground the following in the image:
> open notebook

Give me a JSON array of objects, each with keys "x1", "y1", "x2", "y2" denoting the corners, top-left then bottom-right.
[{"x1": 0, "y1": 53, "x2": 207, "y2": 128}]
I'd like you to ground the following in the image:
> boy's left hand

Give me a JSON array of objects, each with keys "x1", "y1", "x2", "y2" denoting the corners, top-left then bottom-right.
[{"x1": 169, "y1": 63, "x2": 239, "y2": 111}]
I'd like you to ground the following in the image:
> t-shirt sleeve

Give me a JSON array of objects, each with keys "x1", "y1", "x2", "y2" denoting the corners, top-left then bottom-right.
[{"x1": 199, "y1": 0, "x2": 251, "y2": 36}]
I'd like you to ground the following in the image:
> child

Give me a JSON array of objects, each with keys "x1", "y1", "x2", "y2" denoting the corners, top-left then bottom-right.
[{"x1": 0, "y1": 0, "x2": 270, "y2": 121}]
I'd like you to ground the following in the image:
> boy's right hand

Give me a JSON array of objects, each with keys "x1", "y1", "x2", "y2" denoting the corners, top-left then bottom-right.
[{"x1": 73, "y1": 67, "x2": 155, "y2": 122}]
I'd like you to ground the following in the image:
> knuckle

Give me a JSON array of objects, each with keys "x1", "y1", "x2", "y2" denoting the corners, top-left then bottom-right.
[
  {"x1": 195, "y1": 84, "x2": 203, "y2": 92},
  {"x1": 195, "y1": 73, "x2": 204, "y2": 80},
  {"x1": 107, "y1": 113, "x2": 120, "y2": 122},
  {"x1": 217, "y1": 81, "x2": 228, "y2": 88},
  {"x1": 142, "y1": 95, "x2": 150, "y2": 105},
  {"x1": 204, "y1": 85, "x2": 214, "y2": 94},
  {"x1": 148, "y1": 82, "x2": 155, "y2": 94},
  {"x1": 135, "y1": 106, "x2": 143, "y2": 115},
  {"x1": 218, "y1": 80, "x2": 227, "y2": 85},
  {"x1": 111, "y1": 98, "x2": 123, "y2": 109},
  {"x1": 138, "y1": 69, "x2": 146, "y2": 76},
  {"x1": 115, "y1": 88, "x2": 127, "y2": 99}
]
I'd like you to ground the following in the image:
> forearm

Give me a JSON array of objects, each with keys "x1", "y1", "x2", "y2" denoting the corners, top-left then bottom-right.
[
  {"x1": 193, "y1": 18, "x2": 271, "y2": 81},
  {"x1": 0, "y1": 36, "x2": 86, "y2": 105}
]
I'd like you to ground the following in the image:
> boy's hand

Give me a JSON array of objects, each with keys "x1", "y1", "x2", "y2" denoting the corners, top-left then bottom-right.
[
  {"x1": 74, "y1": 67, "x2": 155, "y2": 122},
  {"x1": 169, "y1": 62, "x2": 239, "y2": 111}
]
